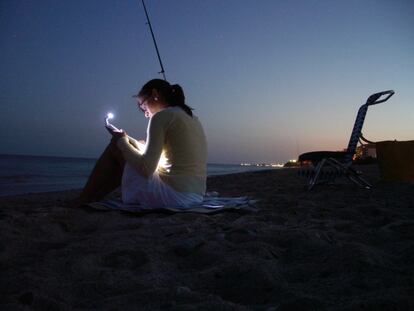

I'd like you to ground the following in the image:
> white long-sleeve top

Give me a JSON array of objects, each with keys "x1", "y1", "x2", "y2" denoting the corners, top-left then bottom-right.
[{"x1": 117, "y1": 107, "x2": 207, "y2": 195}]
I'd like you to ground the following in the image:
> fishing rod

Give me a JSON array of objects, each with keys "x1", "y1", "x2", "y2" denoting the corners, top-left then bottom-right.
[{"x1": 141, "y1": 0, "x2": 167, "y2": 80}]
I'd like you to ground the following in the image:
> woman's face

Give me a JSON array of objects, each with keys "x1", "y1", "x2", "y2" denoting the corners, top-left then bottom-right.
[
  {"x1": 137, "y1": 90, "x2": 167, "y2": 118},
  {"x1": 137, "y1": 96, "x2": 154, "y2": 118}
]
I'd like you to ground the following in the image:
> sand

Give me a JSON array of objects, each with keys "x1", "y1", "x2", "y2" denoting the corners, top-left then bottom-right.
[{"x1": 0, "y1": 165, "x2": 413, "y2": 310}]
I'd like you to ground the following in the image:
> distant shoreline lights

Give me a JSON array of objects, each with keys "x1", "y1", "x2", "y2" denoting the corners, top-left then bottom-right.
[{"x1": 240, "y1": 162, "x2": 284, "y2": 168}]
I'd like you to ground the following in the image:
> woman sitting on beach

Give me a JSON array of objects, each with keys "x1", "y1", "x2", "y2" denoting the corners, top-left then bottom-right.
[{"x1": 77, "y1": 79, "x2": 207, "y2": 208}]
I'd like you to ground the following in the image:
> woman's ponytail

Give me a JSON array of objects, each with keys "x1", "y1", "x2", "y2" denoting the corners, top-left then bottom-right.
[{"x1": 170, "y1": 84, "x2": 193, "y2": 117}]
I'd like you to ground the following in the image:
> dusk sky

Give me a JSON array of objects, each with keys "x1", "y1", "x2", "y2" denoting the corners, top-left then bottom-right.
[{"x1": 1, "y1": 0, "x2": 413, "y2": 164}]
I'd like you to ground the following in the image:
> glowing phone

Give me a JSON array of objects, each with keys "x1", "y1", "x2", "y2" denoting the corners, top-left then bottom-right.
[{"x1": 105, "y1": 113, "x2": 121, "y2": 132}]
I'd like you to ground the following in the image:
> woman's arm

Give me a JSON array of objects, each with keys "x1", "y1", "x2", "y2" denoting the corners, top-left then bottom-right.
[
  {"x1": 117, "y1": 112, "x2": 167, "y2": 177},
  {"x1": 127, "y1": 136, "x2": 146, "y2": 154}
]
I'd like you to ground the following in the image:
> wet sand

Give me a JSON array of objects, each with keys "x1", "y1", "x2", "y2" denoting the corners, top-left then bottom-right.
[{"x1": 1, "y1": 165, "x2": 413, "y2": 310}]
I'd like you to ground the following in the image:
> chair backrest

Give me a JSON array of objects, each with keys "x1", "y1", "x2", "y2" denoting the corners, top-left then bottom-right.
[
  {"x1": 344, "y1": 104, "x2": 369, "y2": 163},
  {"x1": 344, "y1": 90, "x2": 395, "y2": 164}
]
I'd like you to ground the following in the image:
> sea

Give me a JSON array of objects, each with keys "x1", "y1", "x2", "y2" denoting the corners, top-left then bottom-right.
[{"x1": 0, "y1": 154, "x2": 280, "y2": 197}]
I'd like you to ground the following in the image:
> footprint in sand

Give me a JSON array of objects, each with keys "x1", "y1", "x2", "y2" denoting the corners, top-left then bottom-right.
[
  {"x1": 70, "y1": 249, "x2": 148, "y2": 278},
  {"x1": 387, "y1": 221, "x2": 414, "y2": 238},
  {"x1": 101, "y1": 249, "x2": 149, "y2": 269}
]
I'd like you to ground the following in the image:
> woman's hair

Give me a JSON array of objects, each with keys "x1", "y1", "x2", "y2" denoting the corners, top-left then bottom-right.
[{"x1": 138, "y1": 79, "x2": 193, "y2": 117}]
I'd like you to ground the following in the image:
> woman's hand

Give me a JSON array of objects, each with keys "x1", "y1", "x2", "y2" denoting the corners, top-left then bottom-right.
[{"x1": 110, "y1": 130, "x2": 127, "y2": 144}]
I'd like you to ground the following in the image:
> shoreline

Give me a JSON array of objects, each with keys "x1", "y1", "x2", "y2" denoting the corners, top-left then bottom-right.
[
  {"x1": 0, "y1": 167, "x2": 283, "y2": 199},
  {"x1": 1, "y1": 164, "x2": 413, "y2": 310}
]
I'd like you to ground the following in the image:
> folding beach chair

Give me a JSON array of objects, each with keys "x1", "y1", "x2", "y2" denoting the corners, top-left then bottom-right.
[{"x1": 298, "y1": 90, "x2": 395, "y2": 190}]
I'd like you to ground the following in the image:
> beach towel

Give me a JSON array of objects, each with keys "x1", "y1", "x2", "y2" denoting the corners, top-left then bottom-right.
[{"x1": 86, "y1": 192, "x2": 258, "y2": 214}]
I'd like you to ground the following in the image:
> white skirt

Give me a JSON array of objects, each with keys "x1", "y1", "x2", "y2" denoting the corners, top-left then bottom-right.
[{"x1": 121, "y1": 163, "x2": 203, "y2": 208}]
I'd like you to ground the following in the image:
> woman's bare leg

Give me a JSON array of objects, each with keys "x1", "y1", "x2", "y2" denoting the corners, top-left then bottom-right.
[{"x1": 78, "y1": 141, "x2": 125, "y2": 204}]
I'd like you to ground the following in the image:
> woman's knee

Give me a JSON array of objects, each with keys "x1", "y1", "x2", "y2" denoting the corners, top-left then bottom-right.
[{"x1": 109, "y1": 141, "x2": 125, "y2": 166}]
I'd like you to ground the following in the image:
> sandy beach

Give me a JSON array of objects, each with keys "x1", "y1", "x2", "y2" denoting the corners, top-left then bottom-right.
[{"x1": 1, "y1": 165, "x2": 413, "y2": 310}]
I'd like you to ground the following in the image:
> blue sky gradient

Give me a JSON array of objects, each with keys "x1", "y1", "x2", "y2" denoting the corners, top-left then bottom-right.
[{"x1": 1, "y1": 0, "x2": 413, "y2": 163}]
